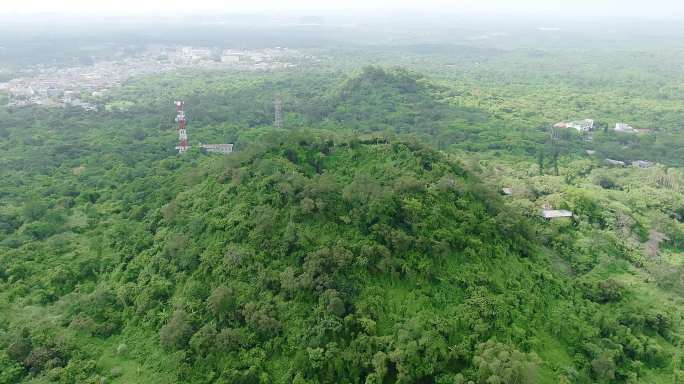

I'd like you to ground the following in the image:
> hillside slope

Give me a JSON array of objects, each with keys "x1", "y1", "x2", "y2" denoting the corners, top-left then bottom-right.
[{"x1": 2, "y1": 131, "x2": 680, "y2": 383}]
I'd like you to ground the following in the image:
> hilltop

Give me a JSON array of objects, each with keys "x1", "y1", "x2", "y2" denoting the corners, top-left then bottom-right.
[
  {"x1": 0, "y1": 60, "x2": 682, "y2": 383},
  {"x1": 1, "y1": 130, "x2": 680, "y2": 383}
]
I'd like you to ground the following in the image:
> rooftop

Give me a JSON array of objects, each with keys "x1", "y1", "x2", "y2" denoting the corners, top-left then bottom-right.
[
  {"x1": 541, "y1": 210, "x2": 573, "y2": 219},
  {"x1": 199, "y1": 143, "x2": 234, "y2": 155},
  {"x1": 554, "y1": 119, "x2": 594, "y2": 132},
  {"x1": 605, "y1": 159, "x2": 626, "y2": 166}
]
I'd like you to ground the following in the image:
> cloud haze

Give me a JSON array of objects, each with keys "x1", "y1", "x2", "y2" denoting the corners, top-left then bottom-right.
[{"x1": 4, "y1": 0, "x2": 684, "y2": 19}]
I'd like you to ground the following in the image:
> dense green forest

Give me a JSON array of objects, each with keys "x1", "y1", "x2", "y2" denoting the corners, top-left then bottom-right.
[{"x1": 1, "y1": 22, "x2": 684, "y2": 383}]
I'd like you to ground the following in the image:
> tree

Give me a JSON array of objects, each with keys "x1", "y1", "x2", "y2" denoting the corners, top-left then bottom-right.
[
  {"x1": 190, "y1": 324, "x2": 218, "y2": 356},
  {"x1": 591, "y1": 351, "x2": 616, "y2": 382},
  {"x1": 537, "y1": 151, "x2": 544, "y2": 175},
  {"x1": 160, "y1": 310, "x2": 193, "y2": 350},
  {"x1": 7, "y1": 337, "x2": 31, "y2": 363},
  {"x1": 473, "y1": 340, "x2": 541, "y2": 384},
  {"x1": 207, "y1": 286, "x2": 236, "y2": 322}
]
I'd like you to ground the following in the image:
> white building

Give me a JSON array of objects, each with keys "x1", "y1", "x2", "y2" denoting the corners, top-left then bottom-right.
[
  {"x1": 542, "y1": 210, "x2": 573, "y2": 219},
  {"x1": 180, "y1": 47, "x2": 212, "y2": 60},
  {"x1": 220, "y1": 54, "x2": 241, "y2": 63},
  {"x1": 9, "y1": 86, "x2": 35, "y2": 98},
  {"x1": 615, "y1": 123, "x2": 635, "y2": 133},
  {"x1": 554, "y1": 119, "x2": 595, "y2": 132},
  {"x1": 199, "y1": 143, "x2": 233, "y2": 155},
  {"x1": 632, "y1": 160, "x2": 654, "y2": 168},
  {"x1": 605, "y1": 159, "x2": 626, "y2": 166}
]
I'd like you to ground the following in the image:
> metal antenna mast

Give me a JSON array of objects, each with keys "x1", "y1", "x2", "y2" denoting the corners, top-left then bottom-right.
[
  {"x1": 175, "y1": 101, "x2": 189, "y2": 153},
  {"x1": 172, "y1": 101, "x2": 234, "y2": 155},
  {"x1": 274, "y1": 97, "x2": 283, "y2": 129}
]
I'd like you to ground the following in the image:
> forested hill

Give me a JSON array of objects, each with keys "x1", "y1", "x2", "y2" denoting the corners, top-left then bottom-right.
[
  {"x1": 324, "y1": 67, "x2": 459, "y2": 136},
  {"x1": 0, "y1": 62, "x2": 683, "y2": 383},
  {"x1": 1, "y1": 128, "x2": 680, "y2": 383},
  {"x1": 91, "y1": 65, "x2": 684, "y2": 166},
  {"x1": 121, "y1": 134, "x2": 549, "y2": 382}
]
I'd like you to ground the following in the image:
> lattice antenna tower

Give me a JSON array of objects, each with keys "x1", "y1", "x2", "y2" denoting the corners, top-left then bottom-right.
[
  {"x1": 172, "y1": 101, "x2": 234, "y2": 155},
  {"x1": 274, "y1": 97, "x2": 283, "y2": 129},
  {"x1": 174, "y1": 101, "x2": 189, "y2": 153},
  {"x1": 550, "y1": 125, "x2": 561, "y2": 142}
]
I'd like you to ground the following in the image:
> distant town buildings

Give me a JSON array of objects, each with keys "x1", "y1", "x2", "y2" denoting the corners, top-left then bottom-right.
[
  {"x1": 9, "y1": 86, "x2": 34, "y2": 98},
  {"x1": 181, "y1": 47, "x2": 212, "y2": 61},
  {"x1": 3, "y1": 45, "x2": 305, "y2": 110},
  {"x1": 554, "y1": 119, "x2": 595, "y2": 132},
  {"x1": 220, "y1": 54, "x2": 241, "y2": 63}
]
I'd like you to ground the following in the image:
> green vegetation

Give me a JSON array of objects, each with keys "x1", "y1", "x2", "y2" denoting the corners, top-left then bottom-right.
[{"x1": 1, "y1": 30, "x2": 683, "y2": 383}]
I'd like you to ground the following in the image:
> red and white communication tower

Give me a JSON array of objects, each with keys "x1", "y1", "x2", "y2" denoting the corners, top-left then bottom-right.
[
  {"x1": 174, "y1": 101, "x2": 189, "y2": 153},
  {"x1": 172, "y1": 101, "x2": 234, "y2": 155}
]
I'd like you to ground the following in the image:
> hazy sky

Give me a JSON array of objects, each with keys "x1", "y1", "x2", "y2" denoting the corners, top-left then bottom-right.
[{"x1": 5, "y1": 0, "x2": 684, "y2": 18}]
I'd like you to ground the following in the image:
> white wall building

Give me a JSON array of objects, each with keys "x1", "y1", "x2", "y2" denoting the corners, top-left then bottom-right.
[
  {"x1": 615, "y1": 123, "x2": 635, "y2": 133},
  {"x1": 554, "y1": 119, "x2": 595, "y2": 132}
]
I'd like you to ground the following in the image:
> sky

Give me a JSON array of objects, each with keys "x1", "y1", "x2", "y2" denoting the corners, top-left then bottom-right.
[{"x1": 4, "y1": 0, "x2": 684, "y2": 18}]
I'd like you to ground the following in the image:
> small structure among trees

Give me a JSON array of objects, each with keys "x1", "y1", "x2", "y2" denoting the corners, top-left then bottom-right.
[
  {"x1": 632, "y1": 160, "x2": 654, "y2": 168},
  {"x1": 615, "y1": 123, "x2": 634, "y2": 133},
  {"x1": 541, "y1": 209, "x2": 573, "y2": 219},
  {"x1": 199, "y1": 143, "x2": 233, "y2": 154},
  {"x1": 554, "y1": 119, "x2": 595, "y2": 132},
  {"x1": 605, "y1": 159, "x2": 626, "y2": 167}
]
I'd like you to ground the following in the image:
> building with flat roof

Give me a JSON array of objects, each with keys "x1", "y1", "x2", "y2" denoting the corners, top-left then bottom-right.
[
  {"x1": 541, "y1": 210, "x2": 573, "y2": 219},
  {"x1": 199, "y1": 143, "x2": 233, "y2": 155},
  {"x1": 9, "y1": 86, "x2": 34, "y2": 98},
  {"x1": 220, "y1": 54, "x2": 241, "y2": 63},
  {"x1": 632, "y1": 160, "x2": 655, "y2": 168},
  {"x1": 554, "y1": 119, "x2": 595, "y2": 132},
  {"x1": 615, "y1": 123, "x2": 635, "y2": 133},
  {"x1": 606, "y1": 159, "x2": 626, "y2": 166}
]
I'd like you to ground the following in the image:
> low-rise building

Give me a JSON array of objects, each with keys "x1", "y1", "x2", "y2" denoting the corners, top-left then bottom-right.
[
  {"x1": 220, "y1": 54, "x2": 241, "y2": 63},
  {"x1": 606, "y1": 159, "x2": 626, "y2": 166},
  {"x1": 541, "y1": 210, "x2": 574, "y2": 219},
  {"x1": 199, "y1": 143, "x2": 233, "y2": 155},
  {"x1": 46, "y1": 88, "x2": 63, "y2": 98},
  {"x1": 632, "y1": 160, "x2": 655, "y2": 168},
  {"x1": 9, "y1": 86, "x2": 34, "y2": 98},
  {"x1": 615, "y1": 123, "x2": 635, "y2": 133},
  {"x1": 554, "y1": 119, "x2": 595, "y2": 132}
]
